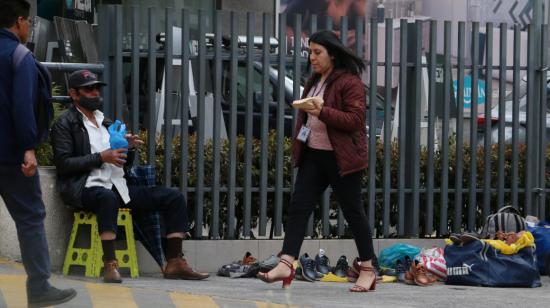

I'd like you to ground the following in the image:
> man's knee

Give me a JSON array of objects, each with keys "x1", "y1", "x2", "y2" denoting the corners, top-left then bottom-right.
[{"x1": 153, "y1": 187, "x2": 187, "y2": 210}]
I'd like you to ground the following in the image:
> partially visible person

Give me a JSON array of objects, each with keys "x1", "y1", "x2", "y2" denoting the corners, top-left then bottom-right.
[
  {"x1": 257, "y1": 30, "x2": 376, "y2": 292},
  {"x1": 0, "y1": 0, "x2": 77, "y2": 306},
  {"x1": 50, "y1": 70, "x2": 209, "y2": 283},
  {"x1": 283, "y1": 0, "x2": 369, "y2": 50}
]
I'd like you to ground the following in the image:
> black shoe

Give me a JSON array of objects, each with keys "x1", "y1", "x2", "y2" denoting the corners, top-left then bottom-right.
[
  {"x1": 315, "y1": 249, "x2": 331, "y2": 275},
  {"x1": 332, "y1": 255, "x2": 350, "y2": 278},
  {"x1": 28, "y1": 287, "x2": 77, "y2": 308},
  {"x1": 460, "y1": 232, "x2": 480, "y2": 245},
  {"x1": 299, "y1": 253, "x2": 317, "y2": 282}
]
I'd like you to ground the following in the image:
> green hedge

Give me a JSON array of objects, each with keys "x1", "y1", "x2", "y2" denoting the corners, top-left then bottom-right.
[
  {"x1": 133, "y1": 131, "x2": 550, "y2": 238},
  {"x1": 38, "y1": 126, "x2": 549, "y2": 239}
]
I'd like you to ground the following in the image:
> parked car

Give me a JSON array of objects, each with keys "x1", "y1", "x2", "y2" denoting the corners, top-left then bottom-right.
[
  {"x1": 477, "y1": 74, "x2": 550, "y2": 145},
  {"x1": 129, "y1": 31, "x2": 388, "y2": 139}
]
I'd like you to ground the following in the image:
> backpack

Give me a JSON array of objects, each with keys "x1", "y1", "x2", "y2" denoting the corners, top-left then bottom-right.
[
  {"x1": 12, "y1": 44, "x2": 54, "y2": 143},
  {"x1": 482, "y1": 205, "x2": 527, "y2": 239}
]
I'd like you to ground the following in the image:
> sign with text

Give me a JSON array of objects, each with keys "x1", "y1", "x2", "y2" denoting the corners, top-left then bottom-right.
[{"x1": 453, "y1": 75, "x2": 486, "y2": 109}]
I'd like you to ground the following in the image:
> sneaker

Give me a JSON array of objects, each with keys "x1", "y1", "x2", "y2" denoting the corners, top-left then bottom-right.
[
  {"x1": 229, "y1": 265, "x2": 253, "y2": 278},
  {"x1": 299, "y1": 253, "x2": 317, "y2": 282},
  {"x1": 217, "y1": 263, "x2": 240, "y2": 277},
  {"x1": 28, "y1": 286, "x2": 77, "y2": 308},
  {"x1": 403, "y1": 255, "x2": 413, "y2": 272},
  {"x1": 332, "y1": 255, "x2": 350, "y2": 278},
  {"x1": 460, "y1": 232, "x2": 480, "y2": 245},
  {"x1": 315, "y1": 249, "x2": 331, "y2": 275},
  {"x1": 258, "y1": 254, "x2": 280, "y2": 273}
]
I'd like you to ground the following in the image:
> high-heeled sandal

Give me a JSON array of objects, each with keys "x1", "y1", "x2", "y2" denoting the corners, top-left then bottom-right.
[
  {"x1": 349, "y1": 265, "x2": 376, "y2": 292},
  {"x1": 256, "y1": 258, "x2": 296, "y2": 289}
]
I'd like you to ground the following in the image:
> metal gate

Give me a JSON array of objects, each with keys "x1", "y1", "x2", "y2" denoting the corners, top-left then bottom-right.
[{"x1": 95, "y1": 2, "x2": 549, "y2": 239}]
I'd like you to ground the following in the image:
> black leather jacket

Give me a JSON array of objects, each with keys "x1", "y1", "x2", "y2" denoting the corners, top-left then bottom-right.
[{"x1": 50, "y1": 106, "x2": 135, "y2": 209}]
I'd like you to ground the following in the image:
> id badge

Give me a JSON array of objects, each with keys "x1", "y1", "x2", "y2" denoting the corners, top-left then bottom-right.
[{"x1": 297, "y1": 125, "x2": 311, "y2": 142}]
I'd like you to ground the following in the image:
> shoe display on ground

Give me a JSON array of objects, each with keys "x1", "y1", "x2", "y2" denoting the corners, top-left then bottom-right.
[
  {"x1": 320, "y1": 272, "x2": 349, "y2": 282},
  {"x1": 395, "y1": 260, "x2": 407, "y2": 282},
  {"x1": 315, "y1": 249, "x2": 331, "y2": 275},
  {"x1": 28, "y1": 287, "x2": 77, "y2": 308},
  {"x1": 164, "y1": 256, "x2": 209, "y2": 280},
  {"x1": 298, "y1": 253, "x2": 317, "y2": 282},
  {"x1": 241, "y1": 251, "x2": 257, "y2": 265},
  {"x1": 407, "y1": 260, "x2": 432, "y2": 286},
  {"x1": 332, "y1": 255, "x2": 351, "y2": 278},
  {"x1": 397, "y1": 256, "x2": 413, "y2": 283},
  {"x1": 103, "y1": 260, "x2": 122, "y2": 283},
  {"x1": 258, "y1": 254, "x2": 280, "y2": 273}
]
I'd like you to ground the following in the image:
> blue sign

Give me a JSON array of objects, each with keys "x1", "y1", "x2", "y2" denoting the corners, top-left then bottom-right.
[{"x1": 453, "y1": 75, "x2": 486, "y2": 108}]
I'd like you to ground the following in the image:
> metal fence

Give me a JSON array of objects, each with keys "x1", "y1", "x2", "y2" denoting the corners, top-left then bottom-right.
[{"x1": 96, "y1": 4, "x2": 549, "y2": 239}]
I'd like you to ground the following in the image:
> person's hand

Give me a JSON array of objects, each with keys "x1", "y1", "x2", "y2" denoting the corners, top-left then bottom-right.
[
  {"x1": 304, "y1": 97, "x2": 323, "y2": 117},
  {"x1": 21, "y1": 149, "x2": 37, "y2": 177},
  {"x1": 125, "y1": 134, "x2": 144, "y2": 149},
  {"x1": 100, "y1": 148, "x2": 128, "y2": 168}
]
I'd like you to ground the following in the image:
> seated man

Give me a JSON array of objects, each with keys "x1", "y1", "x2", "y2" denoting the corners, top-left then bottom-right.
[{"x1": 51, "y1": 70, "x2": 208, "y2": 283}]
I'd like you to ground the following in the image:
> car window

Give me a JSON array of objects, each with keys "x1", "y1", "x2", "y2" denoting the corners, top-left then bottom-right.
[
  {"x1": 505, "y1": 83, "x2": 527, "y2": 101},
  {"x1": 221, "y1": 62, "x2": 276, "y2": 105}
]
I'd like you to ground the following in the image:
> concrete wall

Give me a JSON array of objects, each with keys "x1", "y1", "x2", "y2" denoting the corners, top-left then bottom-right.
[{"x1": 0, "y1": 167, "x2": 445, "y2": 275}]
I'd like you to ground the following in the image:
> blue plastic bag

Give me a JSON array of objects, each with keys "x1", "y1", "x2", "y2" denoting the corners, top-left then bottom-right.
[
  {"x1": 527, "y1": 221, "x2": 550, "y2": 274},
  {"x1": 108, "y1": 120, "x2": 128, "y2": 150},
  {"x1": 378, "y1": 243, "x2": 421, "y2": 268}
]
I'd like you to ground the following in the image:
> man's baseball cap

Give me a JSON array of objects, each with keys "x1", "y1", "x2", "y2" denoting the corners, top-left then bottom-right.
[{"x1": 68, "y1": 70, "x2": 107, "y2": 89}]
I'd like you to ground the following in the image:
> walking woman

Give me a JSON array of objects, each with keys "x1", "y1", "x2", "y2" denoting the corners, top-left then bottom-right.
[{"x1": 257, "y1": 30, "x2": 375, "y2": 292}]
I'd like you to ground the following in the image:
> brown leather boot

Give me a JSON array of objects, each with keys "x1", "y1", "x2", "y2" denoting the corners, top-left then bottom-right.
[
  {"x1": 103, "y1": 260, "x2": 122, "y2": 283},
  {"x1": 163, "y1": 257, "x2": 209, "y2": 280}
]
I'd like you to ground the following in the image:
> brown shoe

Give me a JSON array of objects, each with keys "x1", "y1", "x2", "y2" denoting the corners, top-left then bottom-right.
[
  {"x1": 164, "y1": 257, "x2": 209, "y2": 280},
  {"x1": 241, "y1": 252, "x2": 257, "y2": 265},
  {"x1": 410, "y1": 261, "x2": 432, "y2": 286},
  {"x1": 103, "y1": 260, "x2": 122, "y2": 283}
]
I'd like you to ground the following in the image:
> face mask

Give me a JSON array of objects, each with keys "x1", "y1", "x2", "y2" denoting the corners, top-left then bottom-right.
[{"x1": 79, "y1": 96, "x2": 103, "y2": 111}]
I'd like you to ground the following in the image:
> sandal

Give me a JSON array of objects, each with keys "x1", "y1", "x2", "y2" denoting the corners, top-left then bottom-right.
[
  {"x1": 349, "y1": 265, "x2": 376, "y2": 293},
  {"x1": 256, "y1": 258, "x2": 296, "y2": 289}
]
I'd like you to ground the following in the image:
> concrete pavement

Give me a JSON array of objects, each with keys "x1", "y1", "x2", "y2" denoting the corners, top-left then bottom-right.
[{"x1": 1, "y1": 258, "x2": 549, "y2": 308}]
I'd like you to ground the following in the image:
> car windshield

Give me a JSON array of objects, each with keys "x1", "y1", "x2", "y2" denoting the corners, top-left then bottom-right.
[{"x1": 504, "y1": 83, "x2": 527, "y2": 102}]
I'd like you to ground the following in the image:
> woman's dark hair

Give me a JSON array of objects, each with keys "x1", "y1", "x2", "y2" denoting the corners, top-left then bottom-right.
[
  {"x1": 308, "y1": 30, "x2": 365, "y2": 76},
  {"x1": 0, "y1": 0, "x2": 30, "y2": 28}
]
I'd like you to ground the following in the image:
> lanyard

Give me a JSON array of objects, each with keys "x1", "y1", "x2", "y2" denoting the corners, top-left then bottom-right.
[
  {"x1": 305, "y1": 81, "x2": 325, "y2": 128},
  {"x1": 310, "y1": 81, "x2": 325, "y2": 98}
]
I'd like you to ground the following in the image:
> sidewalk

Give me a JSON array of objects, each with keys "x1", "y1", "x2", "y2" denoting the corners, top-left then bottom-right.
[{"x1": 1, "y1": 258, "x2": 549, "y2": 308}]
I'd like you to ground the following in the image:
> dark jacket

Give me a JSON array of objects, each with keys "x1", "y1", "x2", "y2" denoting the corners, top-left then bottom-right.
[
  {"x1": 292, "y1": 69, "x2": 368, "y2": 176},
  {"x1": 50, "y1": 106, "x2": 135, "y2": 208},
  {"x1": 0, "y1": 28, "x2": 39, "y2": 164}
]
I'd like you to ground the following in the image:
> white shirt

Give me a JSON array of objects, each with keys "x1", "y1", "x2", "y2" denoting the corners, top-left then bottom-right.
[{"x1": 78, "y1": 108, "x2": 131, "y2": 204}]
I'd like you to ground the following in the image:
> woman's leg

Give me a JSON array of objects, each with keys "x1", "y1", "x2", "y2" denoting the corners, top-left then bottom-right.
[
  {"x1": 331, "y1": 170, "x2": 376, "y2": 289},
  {"x1": 269, "y1": 149, "x2": 329, "y2": 279}
]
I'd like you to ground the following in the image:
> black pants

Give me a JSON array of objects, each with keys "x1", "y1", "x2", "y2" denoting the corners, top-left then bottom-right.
[
  {"x1": 281, "y1": 148, "x2": 375, "y2": 261},
  {"x1": 0, "y1": 166, "x2": 51, "y2": 297},
  {"x1": 81, "y1": 185, "x2": 188, "y2": 235}
]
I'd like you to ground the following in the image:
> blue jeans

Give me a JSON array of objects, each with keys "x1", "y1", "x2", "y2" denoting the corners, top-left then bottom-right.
[{"x1": 0, "y1": 166, "x2": 51, "y2": 297}]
